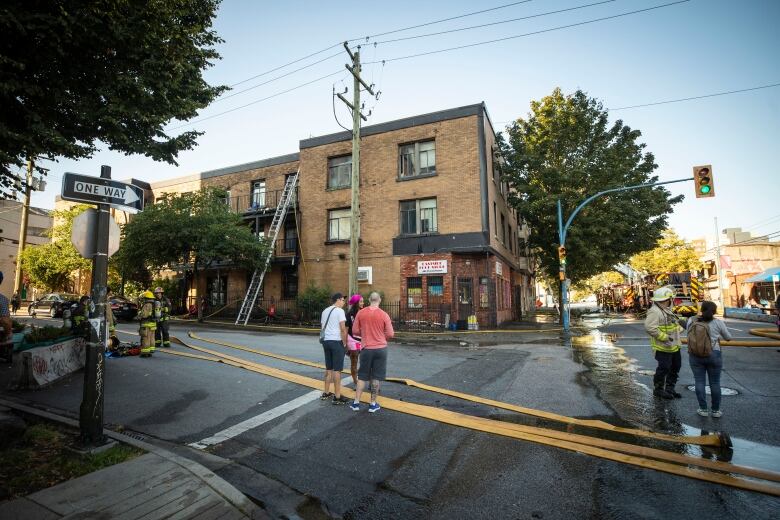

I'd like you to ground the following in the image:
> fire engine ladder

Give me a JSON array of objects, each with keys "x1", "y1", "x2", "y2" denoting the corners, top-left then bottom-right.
[{"x1": 235, "y1": 169, "x2": 299, "y2": 325}]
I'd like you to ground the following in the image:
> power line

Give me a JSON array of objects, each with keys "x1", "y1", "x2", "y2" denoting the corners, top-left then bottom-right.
[
  {"x1": 609, "y1": 82, "x2": 780, "y2": 111},
  {"x1": 349, "y1": 0, "x2": 536, "y2": 41},
  {"x1": 365, "y1": 0, "x2": 689, "y2": 64},
  {"x1": 168, "y1": 70, "x2": 344, "y2": 130},
  {"x1": 373, "y1": 0, "x2": 618, "y2": 45},
  {"x1": 228, "y1": 43, "x2": 342, "y2": 88}
]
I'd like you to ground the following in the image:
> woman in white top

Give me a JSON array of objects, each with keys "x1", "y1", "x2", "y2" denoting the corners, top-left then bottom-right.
[{"x1": 686, "y1": 301, "x2": 732, "y2": 418}]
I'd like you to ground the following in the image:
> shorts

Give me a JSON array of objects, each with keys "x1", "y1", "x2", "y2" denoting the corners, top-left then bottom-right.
[
  {"x1": 358, "y1": 348, "x2": 388, "y2": 382},
  {"x1": 322, "y1": 340, "x2": 345, "y2": 371}
]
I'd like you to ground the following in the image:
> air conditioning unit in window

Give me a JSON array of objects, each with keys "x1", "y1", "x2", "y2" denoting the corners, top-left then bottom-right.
[{"x1": 357, "y1": 266, "x2": 372, "y2": 284}]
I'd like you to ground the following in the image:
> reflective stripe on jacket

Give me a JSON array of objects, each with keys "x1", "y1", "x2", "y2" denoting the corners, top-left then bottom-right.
[{"x1": 644, "y1": 303, "x2": 683, "y2": 353}]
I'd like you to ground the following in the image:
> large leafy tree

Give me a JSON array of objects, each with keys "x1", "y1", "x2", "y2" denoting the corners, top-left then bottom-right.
[
  {"x1": 115, "y1": 188, "x2": 271, "y2": 289},
  {"x1": 20, "y1": 205, "x2": 91, "y2": 291},
  {"x1": 500, "y1": 88, "x2": 682, "y2": 299},
  {"x1": 0, "y1": 0, "x2": 227, "y2": 197},
  {"x1": 629, "y1": 228, "x2": 701, "y2": 274}
]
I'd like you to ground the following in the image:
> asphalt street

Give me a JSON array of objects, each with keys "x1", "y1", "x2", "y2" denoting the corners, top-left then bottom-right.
[{"x1": 2, "y1": 315, "x2": 779, "y2": 519}]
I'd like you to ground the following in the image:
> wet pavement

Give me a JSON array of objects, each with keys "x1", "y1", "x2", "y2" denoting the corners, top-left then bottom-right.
[{"x1": 2, "y1": 315, "x2": 779, "y2": 519}]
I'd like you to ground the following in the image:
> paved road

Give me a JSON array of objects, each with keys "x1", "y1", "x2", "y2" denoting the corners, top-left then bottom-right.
[{"x1": 2, "y1": 316, "x2": 779, "y2": 519}]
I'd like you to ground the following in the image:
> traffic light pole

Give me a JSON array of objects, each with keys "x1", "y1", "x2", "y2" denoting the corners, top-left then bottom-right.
[{"x1": 557, "y1": 176, "x2": 693, "y2": 332}]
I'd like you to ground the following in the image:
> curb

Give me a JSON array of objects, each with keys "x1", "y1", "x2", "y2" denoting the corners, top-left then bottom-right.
[{"x1": 0, "y1": 397, "x2": 262, "y2": 518}]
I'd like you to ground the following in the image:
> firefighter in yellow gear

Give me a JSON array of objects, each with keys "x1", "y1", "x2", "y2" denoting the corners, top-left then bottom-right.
[
  {"x1": 138, "y1": 290, "x2": 161, "y2": 357},
  {"x1": 153, "y1": 287, "x2": 172, "y2": 348},
  {"x1": 644, "y1": 286, "x2": 687, "y2": 399}
]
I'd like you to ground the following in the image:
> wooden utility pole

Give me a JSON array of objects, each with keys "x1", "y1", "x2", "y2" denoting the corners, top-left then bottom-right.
[
  {"x1": 13, "y1": 158, "x2": 33, "y2": 295},
  {"x1": 337, "y1": 42, "x2": 374, "y2": 297}
]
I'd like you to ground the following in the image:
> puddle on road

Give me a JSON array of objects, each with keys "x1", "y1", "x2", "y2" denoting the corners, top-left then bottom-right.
[{"x1": 566, "y1": 329, "x2": 780, "y2": 473}]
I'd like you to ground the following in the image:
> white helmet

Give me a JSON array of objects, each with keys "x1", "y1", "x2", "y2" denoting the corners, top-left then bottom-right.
[{"x1": 652, "y1": 286, "x2": 675, "y2": 302}]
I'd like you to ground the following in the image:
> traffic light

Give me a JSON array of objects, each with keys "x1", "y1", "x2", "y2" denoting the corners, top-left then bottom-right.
[
  {"x1": 558, "y1": 246, "x2": 567, "y2": 265},
  {"x1": 693, "y1": 165, "x2": 715, "y2": 198}
]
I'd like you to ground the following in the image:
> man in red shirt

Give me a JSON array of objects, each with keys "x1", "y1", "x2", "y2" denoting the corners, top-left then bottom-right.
[{"x1": 350, "y1": 292, "x2": 394, "y2": 413}]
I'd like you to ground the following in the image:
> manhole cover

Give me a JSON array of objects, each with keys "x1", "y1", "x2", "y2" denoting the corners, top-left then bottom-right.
[{"x1": 686, "y1": 385, "x2": 739, "y2": 396}]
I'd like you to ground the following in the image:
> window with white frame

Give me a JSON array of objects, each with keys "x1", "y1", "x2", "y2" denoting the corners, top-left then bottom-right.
[
  {"x1": 399, "y1": 198, "x2": 437, "y2": 235},
  {"x1": 399, "y1": 140, "x2": 436, "y2": 178},
  {"x1": 251, "y1": 180, "x2": 266, "y2": 207},
  {"x1": 328, "y1": 208, "x2": 351, "y2": 241},
  {"x1": 327, "y1": 155, "x2": 352, "y2": 189}
]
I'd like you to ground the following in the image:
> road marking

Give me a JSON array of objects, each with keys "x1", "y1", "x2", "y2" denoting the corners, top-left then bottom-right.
[{"x1": 189, "y1": 376, "x2": 352, "y2": 450}]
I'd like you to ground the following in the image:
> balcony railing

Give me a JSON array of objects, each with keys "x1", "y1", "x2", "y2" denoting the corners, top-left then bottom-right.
[
  {"x1": 224, "y1": 188, "x2": 298, "y2": 215},
  {"x1": 257, "y1": 235, "x2": 298, "y2": 258}
]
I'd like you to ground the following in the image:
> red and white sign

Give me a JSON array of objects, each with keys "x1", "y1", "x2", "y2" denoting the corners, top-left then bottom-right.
[{"x1": 418, "y1": 260, "x2": 448, "y2": 274}]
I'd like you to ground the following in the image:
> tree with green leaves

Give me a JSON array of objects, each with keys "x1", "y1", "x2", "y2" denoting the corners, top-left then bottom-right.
[
  {"x1": 20, "y1": 205, "x2": 91, "y2": 291},
  {"x1": 114, "y1": 188, "x2": 270, "y2": 294},
  {"x1": 629, "y1": 229, "x2": 701, "y2": 274},
  {"x1": 500, "y1": 88, "x2": 682, "y2": 306},
  {"x1": 0, "y1": 0, "x2": 227, "y2": 198}
]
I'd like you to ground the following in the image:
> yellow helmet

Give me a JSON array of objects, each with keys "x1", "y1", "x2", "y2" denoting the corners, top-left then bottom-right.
[{"x1": 143, "y1": 290, "x2": 155, "y2": 299}]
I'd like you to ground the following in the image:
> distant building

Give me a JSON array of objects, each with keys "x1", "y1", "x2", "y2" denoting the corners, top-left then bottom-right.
[{"x1": 0, "y1": 200, "x2": 53, "y2": 300}]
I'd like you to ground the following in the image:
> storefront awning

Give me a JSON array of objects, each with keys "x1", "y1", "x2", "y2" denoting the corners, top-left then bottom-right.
[{"x1": 745, "y1": 267, "x2": 780, "y2": 283}]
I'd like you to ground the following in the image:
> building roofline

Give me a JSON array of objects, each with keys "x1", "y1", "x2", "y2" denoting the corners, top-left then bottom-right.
[
  {"x1": 150, "y1": 152, "x2": 300, "y2": 189},
  {"x1": 300, "y1": 102, "x2": 487, "y2": 149}
]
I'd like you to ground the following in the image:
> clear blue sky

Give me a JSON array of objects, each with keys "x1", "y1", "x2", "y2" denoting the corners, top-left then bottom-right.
[{"x1": 34, "y1": 0, "x2": 780, "y2": 241}]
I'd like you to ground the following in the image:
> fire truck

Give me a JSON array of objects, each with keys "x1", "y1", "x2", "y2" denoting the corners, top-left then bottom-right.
[{"x1": 646, "y1": 272, "x2": 703, "y2": 317}]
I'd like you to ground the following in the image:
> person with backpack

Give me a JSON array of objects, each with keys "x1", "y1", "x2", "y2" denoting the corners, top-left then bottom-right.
[{"x1": 686, "y1": 301, "x2": 732, "y2": 418}]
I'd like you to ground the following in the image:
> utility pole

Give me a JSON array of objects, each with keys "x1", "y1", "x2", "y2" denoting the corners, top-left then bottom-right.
[
  {"x1": 337, "y1": 42, "x2": 374, "y2": 297},
  {"x1": 13, "y1": 158, "x2": 33, "y2": 295},
  {"x1": 714, "y1": 217, "x2": 726, "y2": 308}
]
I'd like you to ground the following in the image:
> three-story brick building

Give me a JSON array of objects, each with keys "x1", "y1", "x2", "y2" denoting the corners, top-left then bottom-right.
[{"x1": 149, "y1": 102, "x2": 536, "y2": 326}]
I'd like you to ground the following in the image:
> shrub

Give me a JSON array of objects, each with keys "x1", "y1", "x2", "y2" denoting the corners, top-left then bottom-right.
[{"x1": 296, "y1": 284, "x2": 332, "y2": 322}]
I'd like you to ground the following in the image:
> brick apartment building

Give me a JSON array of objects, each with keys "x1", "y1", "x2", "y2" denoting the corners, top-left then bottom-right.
[{"x1": 120, "y1": 103, "x2": 536, "y2": 326}]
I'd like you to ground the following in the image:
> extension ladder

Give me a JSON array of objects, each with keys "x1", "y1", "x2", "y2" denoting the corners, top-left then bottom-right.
[{"x1": 235, "y1": 170, "x2": 299, "y2": 325}]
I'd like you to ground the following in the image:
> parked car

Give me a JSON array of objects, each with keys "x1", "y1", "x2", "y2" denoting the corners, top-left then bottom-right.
[
  {"x1": 28, "y1": 293, "x2": 80, "y2": 318},
  {"x1": 110, "y1": 296, "x2": 138, "y2": 321}
]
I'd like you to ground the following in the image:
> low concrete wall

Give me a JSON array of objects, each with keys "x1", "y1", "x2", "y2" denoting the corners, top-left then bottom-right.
[
  {"x1": 10, "y1": 337, "x2": 86, "y2": 389},
  {"x1": 724, "y1": 308, "x2": 778, "y2": 323}
]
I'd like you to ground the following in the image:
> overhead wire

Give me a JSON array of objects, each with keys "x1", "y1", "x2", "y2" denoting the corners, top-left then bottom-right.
[
  {"x1": 363, "y1": 0, "x2": 691, "y2": 64},
  {"x1": 609, "y1": 82, "x2": 780, "y2": 111}
]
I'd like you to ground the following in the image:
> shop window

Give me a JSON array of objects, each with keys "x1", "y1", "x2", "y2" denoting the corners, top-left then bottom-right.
[
  {"x1": 479, "y1": 277, "x2": 490, "y2": 308},
  {"x1": 399, "y1": 140, "x2": 436, "y2": 178},
  {"x1": 400, "y1": 198, "x2": 437, "y2": 235},
  {"x1": 328, "y1": 208, "x2": 351, "y2": 241},
  {"x1": 328, "y1": 155, "x2": 351, "y2": 189},
  {"x1": 407, "y1": 277, "x2": 423, "y2": 309},
  {"x1": 427, "y1": 276, "x2": 443, "y2": 306}
]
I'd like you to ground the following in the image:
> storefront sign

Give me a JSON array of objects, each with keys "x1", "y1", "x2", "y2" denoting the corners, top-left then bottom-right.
[
  {"x1": 495, "y1": 262, "x2": 503, "y2": 276},
  {"x1": 418, "y1": 260, "x2": 448, "y2": 274}
]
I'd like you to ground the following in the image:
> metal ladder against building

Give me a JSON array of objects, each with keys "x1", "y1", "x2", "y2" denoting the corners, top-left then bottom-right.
[{"x1": 235, "y1": 170, "x2": 300, "y2": 325}]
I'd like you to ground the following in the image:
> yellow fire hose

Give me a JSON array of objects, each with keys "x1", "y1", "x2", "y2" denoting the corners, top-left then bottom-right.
[
  {"x1": 187, "y1": 332, "x2": 724, "y2": 448},
  {"x1": 164, "y1": 336, "x2": 780, "y2": 496}
]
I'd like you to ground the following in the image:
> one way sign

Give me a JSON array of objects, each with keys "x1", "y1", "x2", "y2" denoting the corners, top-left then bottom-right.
[{"x1": 61, "y1": 172, "x2": 144, "y2": 213}]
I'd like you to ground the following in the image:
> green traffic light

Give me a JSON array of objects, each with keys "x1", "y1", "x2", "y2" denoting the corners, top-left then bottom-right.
[{"x1": 700, "y1": 185, "x2": 711, "y2": 194}]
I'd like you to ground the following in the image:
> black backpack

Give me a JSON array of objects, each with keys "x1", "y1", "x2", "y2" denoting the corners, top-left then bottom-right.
[{"x1": 687, "y1": 319, "x2": 713, "y2": 357}]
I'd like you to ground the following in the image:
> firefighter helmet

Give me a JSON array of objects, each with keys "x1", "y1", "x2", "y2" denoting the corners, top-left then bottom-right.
[
  {"x1": 651, "y1": 286, "x2": 675, "y2": 302},
  {"x1": 142, "y1": 290, "x2": 155, "y2": 299},
  {"x1": 154, "y1": 287, "x2": 163, "y2": 294}
]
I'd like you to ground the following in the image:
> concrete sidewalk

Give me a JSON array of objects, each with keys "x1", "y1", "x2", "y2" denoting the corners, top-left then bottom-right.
[{"x1": 0, "y1": 401, "x2": 267, "y2": 520}]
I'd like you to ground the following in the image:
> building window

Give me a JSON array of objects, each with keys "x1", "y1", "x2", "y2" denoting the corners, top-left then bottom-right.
[
  {"x1": 328, "y1": 208, "x2": 351, "y2": 241},
  {"x1": 251, "y1": 180, "x2": 266, "y2": 208},
  {"x1": 427, "y1": 276, "x2": 443, "y2": 306},
  {"x1": 399, "y1": 140, "x2": 436, "y2": 178},
  {"x1": 500, "y1": 213, "x2": 506, "y2": 244},
  {"x1": 328, "y1": 155, "x2": 352, "y2": 189},
  {"x1": 400, "y1": 198, "x2": 437, "y2": 235},
  {"x1": 493, "y1": 202, "x2": 497, "y2": 237},
  {"x1": 407, "y1": 277, "x2": 423, "y2": 309},
  {"x1": 282, "y1": 266, "x2": 298, "y2": 299},
  {"x1": 284, "y1": 222, "x2": 298, "y2": 252},
  {"x1": 479, "y1": 277, "x2": 490, "y2": 308},
  {"x1": 207, "y1": 275, "x2": 226, "y2": 306}
]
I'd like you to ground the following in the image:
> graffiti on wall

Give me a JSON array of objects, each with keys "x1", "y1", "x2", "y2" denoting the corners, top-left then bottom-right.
[{"x1": 28, "y1": 338, "x2": 86, "y2": 386}]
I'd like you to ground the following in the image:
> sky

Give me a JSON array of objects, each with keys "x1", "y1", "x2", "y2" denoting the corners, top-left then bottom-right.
[{"x1": 29, "y1": 0, "x2": 780, "y2": 242}]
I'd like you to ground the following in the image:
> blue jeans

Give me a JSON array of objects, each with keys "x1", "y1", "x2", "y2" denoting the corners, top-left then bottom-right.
[{"x1": 688, "y1": 350, "x2": 723, "y2": 411}]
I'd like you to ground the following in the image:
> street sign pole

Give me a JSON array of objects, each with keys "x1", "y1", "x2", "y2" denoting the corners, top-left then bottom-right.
[
  {"x1": 557, "y1": 176, "x2": 694, "y2": 333},
  {"x1": 79, "y1": 165, "x2": 111, "y2": 446}
]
